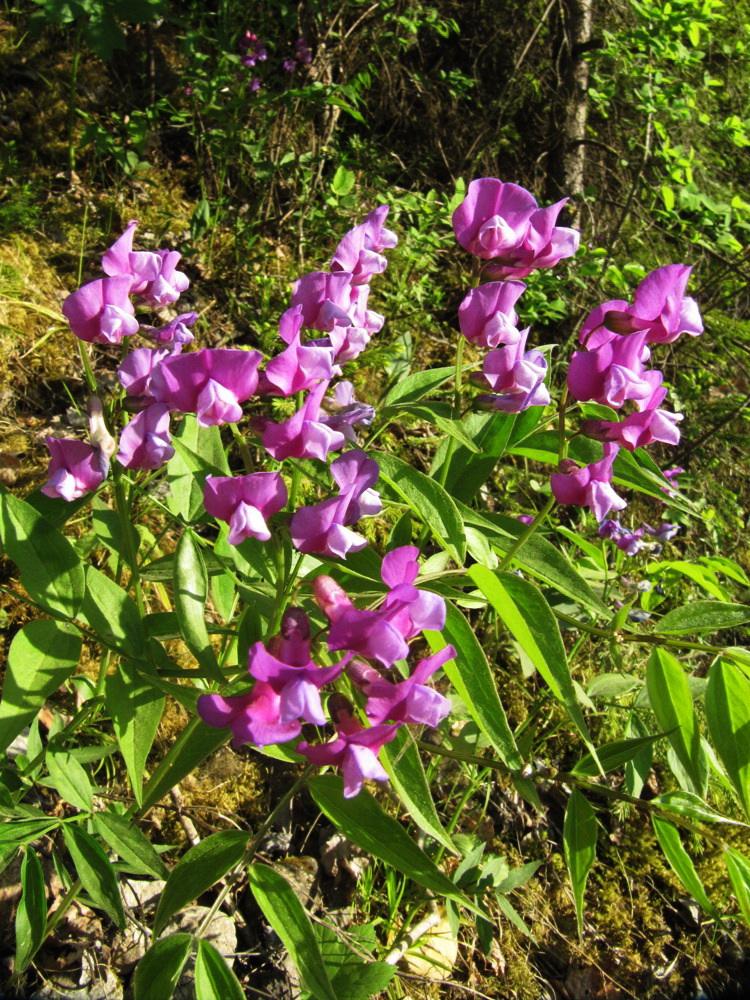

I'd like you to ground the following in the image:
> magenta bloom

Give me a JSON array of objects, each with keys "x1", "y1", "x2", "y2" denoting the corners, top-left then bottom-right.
[
  {"x1": 349, "y1": 646, "x2": 455, "y2": 727},
  {"x1": 290, "y1": 271, "x2": 356, "y2": 331},
  {"x1": 41, "y1": 437, "x2": 106, "y2": 501},
  {"x1": 103, "y1": 221, "x2": 189, "y2": 306},
  {"x1": 297, "y1": 708, "x2": 400, "y2": 798},
  {"x1": 582, "y1": 384, "x2": 682, "y2": 451},
  {"x1": 198, "y1": 682, "x2": 301, "y2": 748},
  {"x1": 150, "y1": 348, "x2": 262, "y2": 426},
  {"x1": 62, "y1": 276, "x2": 139, "y2": 345},
  {"x1": 643, "y1": 522, "x2": 680, "y2": 543},
  {"x1": 146, "y1": 312, "x2": 198, "y2": 346},
  {"x1": 320, "y1": 381, "x2": 375, "y2": 441},
  {"x1": 117, "y1": 404, "x2": 174, "y2": 470},
  {"x1": 203, "y1": 471, "x2": 287, "y2": 544},
  {"x1": 452, "y1": 178, "x2": 579, "y2": 279},
  {"x1": 290, "y1": 450, "x2": 381, "y2": 559},
  {"x1": 262, "y1": 380, "x2": 346, "y2": 461},
  {"x1": 118, "y1": 347, "x2": 173, "y2": 399},
  {"x1": 260, "y1": 306, "x2": 334, "y2": 396},
  {"x1": 550, "y1": 444, "x2": 627, "y2": 522},
  {"x1": 247, "y1": 641, "x2": 346, "y2": 728},
  {"x1": 330, "y1": 206, "x2": 398, "y2": 286},
  {"x1": 474, "y1": 327, "x2": 550, "y2": 412},
  {"x1": 457, "y1": 281, "x2": 525, "y2": 348},
  {"x1": 595, "y1": 266, "x2": 703, "y2": 347},
  {"x1": 567, "y1": 332, "x2": 655, "y2": 409}
]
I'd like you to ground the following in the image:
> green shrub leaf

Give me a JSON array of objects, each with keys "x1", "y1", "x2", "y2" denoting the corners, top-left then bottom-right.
[
  {"x1": 646, "y1": 648, "x2": 708, "y2": 796},
  {"x1": 563, "y1": 788, "x2": 597, "y2": 940},
  {"x1": 705, "y1": 657, "x2": 750, "y2": 819}
]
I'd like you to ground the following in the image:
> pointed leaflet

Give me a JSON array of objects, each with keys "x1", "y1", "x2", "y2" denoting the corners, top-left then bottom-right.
[
  {"x1": 384, "y1": 365, "x2": 466, "y2": 406},
  {"x1": 174, "y1": 530, "x2": 223, "y2": 682},
  {"x1": 704, "y1": 658, "x2": 750, "y2": 819},
  {"x1": 305, "y1": 923, "x2": 396, "y2": 999},
  {"x1": 563, "y1": 788, "x2": 597, "y2": 940},
  {"x1": 0, "y1": 484, "x2": 86, "y2": 618},
  {"x1": 469, "y1": 567, "x2": 590, "y2": 743},
  {"x1": 426, "y1": 601, "x2": 523, "y2": 770},
  {"x1": 377, "y1": 452, "x2": 466, "y2": 565},
  {"x1": 646, "y1": 648, "x2": 708, "y2": 797},
  {"x1": 309, "y1": 775, "x2": 486, "y2": 917},
  {"x1": 381, "y1": 726, "x2": 457, "y2": 853},
  {"x1": 430, "y1": 410, "x2": 517, "y2": 504},
  {"x1": 0, "y1": 620, "x2": 80, "y2": 752},
  {"x1": 725, "y1": 848, "x2": 750, "y2": 928},
  {"x1": 167, "y1": 415, "x2": 229, "y2": 523},
  {"x1": 94, "y1": 813, "x2": 170, "y2": 879},
  {"x1": 571, "y1": 734, "x2": 665, "y2": 777},
  {"x1": 153, "y1": 830, "x2": 249, "y2": 936},
  {"x1": 652, "y1": 816, "x2": 718, "y2": 915},
  {"x1": 657, "y1": 601, "x2": 750, "y2": 634},
  {"x1": 133, "y1": 934, "x2": 193, "y2": 1000},
  {"x1": 47, "y1": 749, "x2": 93, "y2": 812},
  {"x1": 14, "y1": 848, "x2": 46, "y2": 973},
  {"x1": 195, "y1": 940, "x2": 245, "y2": 1000},
  {"x1": 105, "y1": 658, "x2": 165, "y2": 806},
  {"x1": 80, "y1": 565, "x2": 148, "y2": 659},
  {"x1": 62, "y1": 824, "x2": 126, "y2": 928},
  {"x1": 247, "y1": 864, "x2": 338, "y2": 1000}
]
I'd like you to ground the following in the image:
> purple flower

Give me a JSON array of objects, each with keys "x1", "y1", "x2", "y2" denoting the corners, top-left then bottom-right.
[
  {"x1": 330, "y1": 206, "x2": 398, "y2": 286},
  {"x1": 249, "y1": 76, "x2": 262, "y2": 92},
  {"x1": 516, "y1": 514, "x2": 535, "y2": 525},
  {"x1": 295, "y1": 38, "x2": 312, "y2": 64},
  {"x1": 568, "y1": 333, "x2": 655, "y2": 409},
  {"x1": 290, "y1": 271, "x2": 357, "y2": 331},
  {"x1": 283, "y1": 59, "x2": 296, "y2": 72},
  {"x1": 290, "y1": 450, "x2": 381, "y2": 559},
  {"x1": 118, "y1": 347, "x2": 173, "y2": 400},
  {"x1": 614, "y1": 528, "x2": 645, "y2": 557},
  {"x1": 41, "y1": 437, "x2": 106, "y2": 500},
  {"x1": 473, "y1": 327, "x2": 550, "y2": 412},
  {"x1": 259, "y1": 306, "x2": 334, "y2": 396},
  {"x1": 248, "y1": 642, "x2": 347, "y2": 728},
  {"x1": 581, "y1": 384, "x2": 682, "y2": 451},
  {"x1": 150, "y1": 348, "x2": 262, "y2": 426},
  {"x1": 117, "y1": 404, "x2": 174, "y2": 470},
  {"x1": 203, "y1": 471, "x2": 288, "y2": 544},
  {"x1": 198, "y1": 682, "x2": 301, "y2": 748},
  {"x1": 62, "y1": 276, "x2": 139, "y2": 345},
  {"x1": 349, "y1": 646, "x2": 455, "y2": 727},
  {"x1": 598, "y1": 519, "x2": 623, "y2": 539},
  {"x1": 145, "y1": 312, "x2": 198, "y2": 346},
  {"x1": 643, "y1": 521, "x2": 680, "y2": 543},
  {"x1": 457, "y1": 281, "x2": 525, "y2": 348},
  {"x1": 262, "y1": 380, "x2": 346, "y2": 461},
  {"x1": 320, "y1": 381, "x2": 375, "y2": 441},
  {"x1": 452, "y1": 178, "x2": 579, "y2": 279},
  {"x1": 102, "y1": 222, "x2": 190, "y2": 306},
  {"x1": 297, "y1": 699, "x2": 400, "y2": 798},
  {"x1": 550, "y1": 444, "x2": 627, "y2": 522}
]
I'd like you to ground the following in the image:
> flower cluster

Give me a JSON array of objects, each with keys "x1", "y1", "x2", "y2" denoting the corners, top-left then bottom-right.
[
  {"x1": 599, "y1": 518, "x2": 680, "y2": 557},
  {"x1": 552, "y1": 266, "x2": 701, "y2": 522},
  {"x1": 198, "y1": 548, "x2": 453, "y2": 797},
  {"x1": 452, "y1": 178, "x2": 579, "y2": 413}
]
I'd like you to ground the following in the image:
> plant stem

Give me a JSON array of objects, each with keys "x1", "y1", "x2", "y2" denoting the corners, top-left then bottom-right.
[
  {"x1": 229, "y1": 422, "x2": 255, "y2": 473},
  {"x1": 496, "y1": 495, "x2": 556, "y2": 571},
  {"x1": 112, "y1": 463, "x2": 146, "y2": 618}
]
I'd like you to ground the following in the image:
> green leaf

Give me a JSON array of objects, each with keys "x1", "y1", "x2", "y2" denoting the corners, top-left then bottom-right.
[
  {"x1": 495, "y1": 892, "x2": 537, "y2": 942},
  {"x1": 91, "y1": 496, "x2": 138, "y2": 570},
  {"x1": 133, "y1": 933, "x2": 193, "y2": 1000},
  {"x1": 381, "y1": 727, "x2": 456, "y2": 853},
  {"x1": 572, "y1": 734, "x2": 664, "y2": 777},
  {"x1": 657, "y1": 601, "x2": 750, "y2": 634},
  {"x1": 563, "y1": 788, "x2": 597, "y2": 940},
  {"x1": 14, "y1": 847, "x2": 46, "y2": 973},
  {"x1": 430, "y1": 411, "x2": 516, "y2": 502},
  {"x1": 725, "y1": 848, "x2": 750, "y2": 928},
  {"x1": 94, "y1": 813, "x2": 170, "y2": 879},
  {"x1": 377, "y1": 453, "x2": 465, "y2": 564},
  {"x1": 469, "y1": 567, "x2": 590, "y2": 743},
  {"x1": 153, "y1": 830, "x2": 249, "y2": 937},
  {"x1": 383, "y1": 365, "x2": 459, "y2": 405},
  {"x1": 457, "y1": 506, "x2": 607, "y2": 616},
  {"x1": 652, "y1": 791, "x2": 747, "y2": 827},
  {"x1": 47, "y1": 748, "x2": 93, "y2": 812},
  {"x1": 174, "y1": 531, "x2": 222, "y2": 682},
  {"x1": 0, "y1": 619, "x2": 80, "y2": 752},
  {"x1": 167, "y1": 416, "x2": 229, "y2": 523},
  {"x1": 140, "y1": 717, "x2": 229, "y2": 812},
  {"x1": 646, "y1": 648, "x2": 707, "y2": 796},
  {"x1": 80, "y1": 565, "x2": 147, "y2": 659},
  {"x1": 0, "y1": 484, "x2": 86, "y2": 618},
  {"x1": 651, "y1": 816, "x2": 717, "y2": 915},
  {"x1": 62, "y1": 824, "x2": 125, "y2": 928},
  {"x1": 625, "y1": 712, "x2": 654, "y2": 798},
  {"x1": 704, "y1": 658, "x2": 750, "y2": 819},
  {"x1": 247, "y1": 864, "x2": 338, "y2": 1000},
  {"x1": 305, "y1": 922, "x2": 396, "y2": 999},
  {"x1": 309, "y1": 775, "x2": 485, "y2": 916},
  {"x1": 331, "y1": 165, "x2": 356, "y2": 196},
  {"x1": 195, "y1": 940, "x2": 244, "y2": 1000},
  {"x1": 0, "y1": 819, "x2": 59, "y2": 846},
  {"x1": 427, "y1": 602, "x2": 522, "y2": 769},
  {"x1": 384, "y1": 402, "x2": 480, "y2": 453},
  {"x1": 105, "y1": 659, "x2": 165, "y2": 806},
  {"x1": 586, "y1": 673, "x2": 641, "y2": 699}
]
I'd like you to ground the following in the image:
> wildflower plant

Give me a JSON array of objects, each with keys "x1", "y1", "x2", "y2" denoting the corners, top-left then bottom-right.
[{"x1": 2, "y1": 180, "x2": 750, "y2": 998}]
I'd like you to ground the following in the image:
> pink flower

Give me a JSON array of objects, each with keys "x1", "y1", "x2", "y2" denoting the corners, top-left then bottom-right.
[
  {"x1": 457, "y1": 281, "x2": 525, "y2": 348},
  {"x1": 203, "y1": 471, "x2": 288, "y2": 544},
  {"x1": 118, "y1": 347, "x2": 174, "y2": 399},
  {"x1": 330, "y1": 206, "x2": 398, "y2": 285},
  {"x1": 319, "y1": 381, "x2": 375, "y2": 441},
  {"x1": 41, "y1": 437, "x2": 106, "y2": 501},
  {"x1": 145, "y1": 312, "x2": 198, "y2": 346},
  {"x1": 349, "y1": 646, "x2": 455, "y2": 727},
  {"x1": 550, "y1": 444, "x2": 627, "y2": 521},
  {"x1": 297, "y1": 698, "x2": 400, "y2": 798},
  {"x1": 473, "y1": 327, "x2": 550, "y2": 412},
  {"x1": 117, "y1": 404, "x2": 174, "y2": 470},
  {"x1": 102, "y1": 221, "x2": 190, "y2": 306},
  {"x1": 259, "y1": 305, "x2": 334, "y2": 396},
  {"x1": 150, "y1": 348, "x2": 262, "y2": 426},
  {"x1": 198, "y1": 683, "x2": 301, "y2": 748},
  {"x1": 290, "y1": 271, "x2": 356, "y2": 331},
  {"x1": 452, "y1": 178, "x2": 579, "y2": 279},
  {"x1": 62, "y1": 276, "x2": 139, "y2": 345},
  {"x1": 567, "y1": 333, "x2": 655, "y2": 409},
  {"x1": 581, "y1": 384, "x2": 682, "y2": 451},
  {"x1": 262, "y1": 380, "x2": 346, "y2": 461}
]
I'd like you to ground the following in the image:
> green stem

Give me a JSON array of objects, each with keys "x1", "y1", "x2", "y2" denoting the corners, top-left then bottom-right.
[
  {"x1": 112, "y1": 464, "x2": 146, "y2": 619},
  {"x1": 437, "y1": 335, "x2": 466, "y2": 489},
  {"x1": 496, "y1": 495, "x2": 556, "y2": 571},
  {"x1": 229, "y1": 422, "x2": 255, "y2": 473}
]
